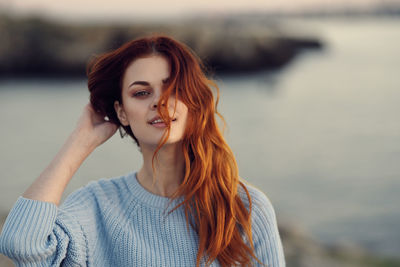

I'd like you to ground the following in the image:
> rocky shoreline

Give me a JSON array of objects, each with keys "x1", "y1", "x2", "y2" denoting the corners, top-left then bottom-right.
[
  {"x1": 0, "y1": 15, "x2": 322, "y2": 78},
  {"x1": 279, "y1": 222, "x2": 400, "y2": 267}
]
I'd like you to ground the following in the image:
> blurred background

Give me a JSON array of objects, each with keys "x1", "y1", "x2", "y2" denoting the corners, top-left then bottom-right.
[{"x1": 1, "y1": 0, "x2": 400, "y2": 266}]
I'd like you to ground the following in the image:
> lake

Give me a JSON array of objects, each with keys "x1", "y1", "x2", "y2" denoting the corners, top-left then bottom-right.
[{"x1": 1, "y1": 17, "x2": 399, "y2": 258}]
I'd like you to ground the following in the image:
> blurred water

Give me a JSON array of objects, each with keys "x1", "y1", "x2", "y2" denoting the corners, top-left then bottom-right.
[{"x1": 1, "y1": 18, "x2": 400, "y2": 257}]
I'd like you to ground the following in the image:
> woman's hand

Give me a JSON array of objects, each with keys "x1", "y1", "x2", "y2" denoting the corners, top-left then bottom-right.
[{"x1": 72, "y1": 103, "x2": 118, "y2": 151}]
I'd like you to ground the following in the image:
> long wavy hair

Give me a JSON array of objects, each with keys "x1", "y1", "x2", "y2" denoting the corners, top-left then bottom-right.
[{"x1": 87, "y1": 35, "x2": 261, "y2": 267}]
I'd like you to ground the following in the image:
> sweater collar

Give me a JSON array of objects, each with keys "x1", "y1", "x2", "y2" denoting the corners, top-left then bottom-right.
[{"x1": 125, "y1": 172, "x2": 184, "y2": 210}]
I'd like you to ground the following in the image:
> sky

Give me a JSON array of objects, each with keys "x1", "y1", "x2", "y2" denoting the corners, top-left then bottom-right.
[{"x1": 0, "y1": 0, "x2": 399, "y2": 21}]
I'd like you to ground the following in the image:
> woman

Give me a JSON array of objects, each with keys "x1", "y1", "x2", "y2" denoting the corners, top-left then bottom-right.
[{"x1": 0, "y1": 35, "x2": 285, "y2": 266}]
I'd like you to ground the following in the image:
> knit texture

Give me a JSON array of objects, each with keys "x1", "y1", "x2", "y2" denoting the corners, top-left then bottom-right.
[{"x1": 0, "y1": 172, "x2": 285, "y2": 266}]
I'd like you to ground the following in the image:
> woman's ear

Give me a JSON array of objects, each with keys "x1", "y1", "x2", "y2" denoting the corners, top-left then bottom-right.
[{"x1": 114, "y1": 101, "x2": 129, "y2": 126}]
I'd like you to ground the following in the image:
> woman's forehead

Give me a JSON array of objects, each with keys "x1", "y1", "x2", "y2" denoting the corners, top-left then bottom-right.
[{"x1": 122, "y1": 55, "x2": 170, "y2": 89}]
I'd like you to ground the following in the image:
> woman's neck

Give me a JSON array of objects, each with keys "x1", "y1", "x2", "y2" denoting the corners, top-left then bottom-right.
[{"x1": 137, "y1": 143, "x2": 185, "y2": 197}]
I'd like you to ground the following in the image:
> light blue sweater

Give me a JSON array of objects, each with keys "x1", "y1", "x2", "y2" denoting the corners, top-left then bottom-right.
[{"x1": 0, "y1": 172, "x2": 285, "y2": 266}]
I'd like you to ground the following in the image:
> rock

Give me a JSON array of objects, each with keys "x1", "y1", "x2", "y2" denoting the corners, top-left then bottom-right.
[
  {"x1": 278, "y1": 222, "x2": 400, "y2": 267},
  {"x1": 0, "y1": 15, "x2": 323, "y2": 78}
]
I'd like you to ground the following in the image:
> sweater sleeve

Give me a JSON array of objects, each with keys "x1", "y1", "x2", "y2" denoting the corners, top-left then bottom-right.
[
  {"x1": 247, "y1": 187, "x2": 286, "y2": 267},
  {"x1": 0, "y1": 197, "x2": 88, "y2": 267}
]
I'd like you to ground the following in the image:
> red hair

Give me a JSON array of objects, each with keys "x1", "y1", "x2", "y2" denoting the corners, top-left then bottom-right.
[{"x1": 87, "y1": 35, "x2": 261, "y2": 266}]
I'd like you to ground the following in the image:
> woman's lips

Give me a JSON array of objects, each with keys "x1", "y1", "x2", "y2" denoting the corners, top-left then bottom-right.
[
  {"x1": 148, "y1": 117, "x2": 177, "y2": 128},
  {"x1": 150, "y1": 121, "x2": 167, "y2": 128}
]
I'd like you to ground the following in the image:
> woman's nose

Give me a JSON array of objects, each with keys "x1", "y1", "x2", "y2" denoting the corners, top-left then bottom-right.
[
  {"x1": 150, "y1": 93, "x2": 164, "y2": 110},
  {"x1": 150, "y1": 100, "x2": 158, "y2": 110}
]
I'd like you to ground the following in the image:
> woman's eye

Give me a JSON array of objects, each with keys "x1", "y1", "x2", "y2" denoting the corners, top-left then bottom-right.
[{"x1": 133, "y1": 91, "x2": 150, "y2": 97}]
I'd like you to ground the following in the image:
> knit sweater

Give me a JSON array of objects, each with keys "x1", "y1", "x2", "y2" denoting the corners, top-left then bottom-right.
[{"x1": 0, "y1": 172, "x2": 285, "y2": 266}]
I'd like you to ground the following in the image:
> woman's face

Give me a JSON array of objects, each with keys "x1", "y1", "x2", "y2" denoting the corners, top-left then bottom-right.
[{"x1": 114, "y1": 55, "x2": 188, "y2": 148}]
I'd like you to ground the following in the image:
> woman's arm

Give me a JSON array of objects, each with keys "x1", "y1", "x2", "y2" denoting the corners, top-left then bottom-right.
[
  {"x1": 251, "y1": 190, "x2": 286, "y2": 267},
  {"x1": 0, "y1": 103, "x2": 118, "y2": 265},
  {"x1": 23, "y1": 103, "x2": 117, "y2": 205}
]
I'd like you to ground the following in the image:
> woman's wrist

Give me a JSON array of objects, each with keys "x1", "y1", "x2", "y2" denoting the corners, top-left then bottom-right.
[{"x1": 68, "y1": 127, "x2": 99, "y2": 155}]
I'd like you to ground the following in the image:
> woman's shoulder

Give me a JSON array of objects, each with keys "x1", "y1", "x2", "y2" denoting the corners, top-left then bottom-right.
[
  {"x1": 237, "y1": 181, "x2": 277, "y2": 222},
  {"x1": 61, "y1": 171, "x2": 136, "y2": 211},
  {"x1": 238, "y1": 182, "x2": 286, "y2": 266}
]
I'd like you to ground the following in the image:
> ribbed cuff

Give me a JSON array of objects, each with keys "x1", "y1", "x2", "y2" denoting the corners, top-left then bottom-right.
[{"x1": 0, "y1": 197, "x2": 58, "y2": 256}]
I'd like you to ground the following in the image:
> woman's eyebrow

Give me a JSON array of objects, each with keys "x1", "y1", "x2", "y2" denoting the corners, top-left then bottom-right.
[
  {"x1": 129, "y1": 81, "x2": 149, "y2": 88},
  {"x1": 129, "y1": 78, "x2": 169, "y2": 88}
]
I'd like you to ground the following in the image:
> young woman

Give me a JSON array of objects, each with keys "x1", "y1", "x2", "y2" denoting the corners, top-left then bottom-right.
[{"x1": 0, "y1": 35, "x2": 285, "y2": 266}]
